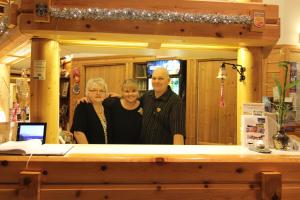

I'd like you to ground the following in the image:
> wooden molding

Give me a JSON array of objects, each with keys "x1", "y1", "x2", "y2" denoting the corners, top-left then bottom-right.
[
  {"x1": 261, "y1": 172, "x2": 282, "y2": 200},
  {"x1": 7, "y1": 3, "x2": 18, "y2": 28},
  {"x1": 19, "y1": 171, "x2": 41, "y2": 200}
]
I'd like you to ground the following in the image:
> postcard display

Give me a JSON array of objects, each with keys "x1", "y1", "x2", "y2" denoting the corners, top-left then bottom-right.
[{"x1": 241, "y1": 103, "x2": 277, "y2": 149}]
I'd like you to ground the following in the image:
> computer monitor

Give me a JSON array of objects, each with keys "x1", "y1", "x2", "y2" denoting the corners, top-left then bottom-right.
[
  {"x1": 17, "y1": 122, "x2": 47, "y2": 144},
  {"x1": 148, "y1": 77, "x2": 180, "y2": 95}
]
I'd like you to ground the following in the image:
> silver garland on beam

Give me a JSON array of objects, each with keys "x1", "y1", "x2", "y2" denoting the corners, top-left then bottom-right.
[
  {"x1": 0, "y1": 17, "x2": 8, "y2": 36},
  {"x1": 49, "y1": 7, "x2": 252, "y2": 25}
]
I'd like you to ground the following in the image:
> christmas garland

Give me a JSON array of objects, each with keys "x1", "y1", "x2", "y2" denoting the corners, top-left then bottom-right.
[{"x1": 49, "y1": 7, "x2": 252, "y2": 25}]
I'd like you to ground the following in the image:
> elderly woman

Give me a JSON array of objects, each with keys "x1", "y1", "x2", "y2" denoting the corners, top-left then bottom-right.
[{"x1": 71, "y1": 78, "x2": 109, "y2": 144}]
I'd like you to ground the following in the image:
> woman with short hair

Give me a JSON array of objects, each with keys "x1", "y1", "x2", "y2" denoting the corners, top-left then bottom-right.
[{"x1": 71, "y1": 78, "x2": 109, "y2": 144}]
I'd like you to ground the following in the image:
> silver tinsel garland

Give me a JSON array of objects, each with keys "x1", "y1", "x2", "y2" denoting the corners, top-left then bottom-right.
[
  {"x1": 49, "y1": 7, "x2": 252, "y2": 25},
  {"x1": 0, "y1": 17, "x2": 8, "y2": 36}
]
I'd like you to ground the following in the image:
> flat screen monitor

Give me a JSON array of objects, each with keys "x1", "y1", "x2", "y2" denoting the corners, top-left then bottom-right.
[
  {"x1": 147, "y1": 60, "x2": 181, "y2": 76},
  {"x1": 148, "y1": 77, "x2": 180, "y2": 95},
  {"x1": 17, "y1": 122, "x2": 47, "y2": 144}
]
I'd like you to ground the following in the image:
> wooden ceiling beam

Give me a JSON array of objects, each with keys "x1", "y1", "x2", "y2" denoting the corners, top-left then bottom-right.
[
  {"x1": 17, "y1": 0, "x2": 279, "y2": 47},
  {"x1": 1, "y1": 0, "x2": 280, "y2": 57}
]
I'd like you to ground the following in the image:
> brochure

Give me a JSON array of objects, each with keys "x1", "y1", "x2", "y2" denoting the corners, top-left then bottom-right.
[
  {"x1": 241, "y1": 115, "x2": 271, "y2": 148},
  {"x1": 0, "y1": 139, "x2": 73, "y2": 156}
]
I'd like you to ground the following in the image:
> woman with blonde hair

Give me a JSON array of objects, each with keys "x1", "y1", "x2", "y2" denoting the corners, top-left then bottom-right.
[
  {"x1": 104, "y1": 79, "x2": 142, "y2": 144},
  {"x1": 71, "y1": 78, "x2": 109, "y2": 144}
]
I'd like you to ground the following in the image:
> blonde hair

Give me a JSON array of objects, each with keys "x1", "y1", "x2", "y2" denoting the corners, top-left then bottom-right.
[
  {"x1": 85, "y1": 77, "x2": 108, "y2": 95},
  {"x1": 121, "y1": 79, "x2": 138, "y2": 91}
]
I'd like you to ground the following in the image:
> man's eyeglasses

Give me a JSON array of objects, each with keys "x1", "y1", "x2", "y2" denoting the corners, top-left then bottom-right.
[{"x1": 88, "y1": 89, "x2": 106, "y2": 94}]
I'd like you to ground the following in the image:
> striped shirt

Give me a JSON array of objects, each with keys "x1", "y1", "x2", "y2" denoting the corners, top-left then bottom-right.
[{"x1": 140, "y1": 86, "x2": 183, "y2": 144}]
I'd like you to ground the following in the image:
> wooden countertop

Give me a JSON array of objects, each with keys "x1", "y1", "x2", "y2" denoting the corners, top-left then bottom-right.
[{"x1": 1, "y1": 144, "x2": 300, "y2": 163}]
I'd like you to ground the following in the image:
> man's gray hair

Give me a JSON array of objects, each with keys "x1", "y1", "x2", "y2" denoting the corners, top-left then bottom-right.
[{"x1": 85, "y1": 77, "x2": 108, "y2": 95}]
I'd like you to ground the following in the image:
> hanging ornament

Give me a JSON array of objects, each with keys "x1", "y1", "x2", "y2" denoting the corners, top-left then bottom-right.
[
  {"x1": 219, "y1": 81, "x2": 225, "y2": 108},
  {"x1": 217, "y1": 64, "x2": 227, "y2": 108}
]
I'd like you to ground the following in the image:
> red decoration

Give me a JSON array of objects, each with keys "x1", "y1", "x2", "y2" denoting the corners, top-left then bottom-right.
[{"x1": 219, "y1": 81, "x2": 225, "y2": 108}]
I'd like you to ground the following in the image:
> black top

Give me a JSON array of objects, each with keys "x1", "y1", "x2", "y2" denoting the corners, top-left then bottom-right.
[
  {"x1": 103, "y1": 97, "x2": 142, "y2": 144},
  {"x1": 140, "y1": 86, "x2": 184, "y2": 144},
  {"x1": 70, "y1": 102, "x2": 108, "y2": 144}
]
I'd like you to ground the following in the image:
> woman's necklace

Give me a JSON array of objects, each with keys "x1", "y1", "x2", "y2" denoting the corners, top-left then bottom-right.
[
  {"x1": 121, "y1": 99, "x2": 139, "y2": 110},
  {"x1": 93, "y1": 104, "x2": 108, "y2": 144}
]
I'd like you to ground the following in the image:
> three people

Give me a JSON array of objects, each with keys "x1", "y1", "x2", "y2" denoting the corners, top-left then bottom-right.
[{"x1": 71, "y1": 68, "x2": 184, "y2": 145}]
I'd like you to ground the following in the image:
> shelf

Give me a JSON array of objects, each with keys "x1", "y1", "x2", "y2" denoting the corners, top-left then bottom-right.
[
  {"x1": 134, "y1": 62, "x2": 147, "y2": 78},
  {"x1": 60, "y1": 76, "x2": 70, "y2": 80},
  {"x1": 135, "y1": 76, "x2": 147, "y2": 79}
]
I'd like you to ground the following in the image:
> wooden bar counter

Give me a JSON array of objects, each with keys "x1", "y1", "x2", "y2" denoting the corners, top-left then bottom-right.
[{"x1": 1, "y1": 145, "x2": 300, "y2": 200}]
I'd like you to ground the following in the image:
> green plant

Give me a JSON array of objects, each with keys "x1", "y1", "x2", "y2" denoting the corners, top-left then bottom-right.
[{"x1": 273, "y1": 61, "x2": 300, "y2": 130}]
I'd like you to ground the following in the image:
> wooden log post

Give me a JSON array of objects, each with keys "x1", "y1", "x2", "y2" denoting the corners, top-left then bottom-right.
[
  {"x1": 30, "y1": 38, "x2": 60, "y2": 143},
  {"x1": 0, "y1": 64, "x2": 10, "y2": 123},
  {"x1": 237, "y1": 47, "x2": 263, "y2": 144}
]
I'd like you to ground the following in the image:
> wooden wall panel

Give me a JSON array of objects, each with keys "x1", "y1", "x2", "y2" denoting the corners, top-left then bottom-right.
[
  {"x1": 85, "y1": 64, "x2": 126, "y2": 94},
  {"x1": 185, "y1": 59, "x2": 198, "y2": 145},
  {"x1": 262, "y1": 46, "x2": 300, "y2": 97},
  {"x1": 288, "y1": 50, "x2": 300, "y2": 62},
  {"x1": 197, "y1": 60, "x2": 237, "y2": 144}
]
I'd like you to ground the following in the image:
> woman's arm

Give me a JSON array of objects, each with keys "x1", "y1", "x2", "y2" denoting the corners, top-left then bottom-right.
[{"x1": 74, "y1": 131, "x2": 89, "y2": 144}]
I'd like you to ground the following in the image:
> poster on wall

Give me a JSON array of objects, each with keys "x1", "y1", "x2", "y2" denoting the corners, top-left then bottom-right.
[{"x1": 32, "y1": 60, "x2": 46, "y2": 80}]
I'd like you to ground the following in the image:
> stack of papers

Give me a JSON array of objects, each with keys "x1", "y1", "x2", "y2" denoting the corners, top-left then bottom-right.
[{"x1": 0, "y1": 140, "x2": 73, "y2": 156}]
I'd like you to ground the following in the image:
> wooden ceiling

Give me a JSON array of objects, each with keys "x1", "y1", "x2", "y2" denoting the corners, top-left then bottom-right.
[{"x1": 1, "y1": 0, "x2": 279, "y2": 71}]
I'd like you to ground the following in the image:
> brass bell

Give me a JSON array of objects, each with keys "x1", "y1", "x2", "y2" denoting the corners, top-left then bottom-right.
[{"x1": 217, "y1": 65, "x2": 227, "y2": 80}]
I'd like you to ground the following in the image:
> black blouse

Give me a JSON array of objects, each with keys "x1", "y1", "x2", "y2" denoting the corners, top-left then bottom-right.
[
  {"x1": 103, "y1": 97, "x2": 142, "y2": 144},
  {"x1": 70, "y1": 102, "x2": 108, "y2": 144}
]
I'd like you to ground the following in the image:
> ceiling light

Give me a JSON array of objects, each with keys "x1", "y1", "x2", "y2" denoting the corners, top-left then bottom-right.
[
  {"x1": 1, "y1": 56, "x2": 18, "y2": 64},
  {"x1": 60, "y1": 40, "x2": 148, "y2": 48},
  {"x1": 13, "y1": 47, "x2": 31, "y2": 57},
  {"x1": 161, "y1": 43, "x2": 238, "y2": 50}
]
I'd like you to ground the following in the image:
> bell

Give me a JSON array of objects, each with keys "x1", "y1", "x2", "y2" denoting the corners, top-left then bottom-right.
[{"x1": 216, "y1": 66, "x2": 227, "y2": 80}]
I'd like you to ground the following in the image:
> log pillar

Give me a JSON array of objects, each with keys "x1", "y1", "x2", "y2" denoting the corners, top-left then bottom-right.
[
  {"x1": 237, "y1": 47, "x2": 263, "y2": 144},
  {"x1": 0, "y1": 64, "x2": 10, "y2": 122},
  {"x1": 30, "y1": 38, "x2": 60, "y2": 144}
]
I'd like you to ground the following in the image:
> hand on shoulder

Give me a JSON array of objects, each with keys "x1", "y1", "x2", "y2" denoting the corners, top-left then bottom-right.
[
  {"x1": 107, "y1": 92, "x2": 121, "y2": 98},
  {"x1": 76, "y1": 97, "x2": 90, "y2": 105}
]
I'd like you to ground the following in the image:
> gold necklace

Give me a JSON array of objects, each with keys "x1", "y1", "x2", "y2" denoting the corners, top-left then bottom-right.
[{"x1": 93, "y1": 104, "x2": 108, "y2": 144}]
